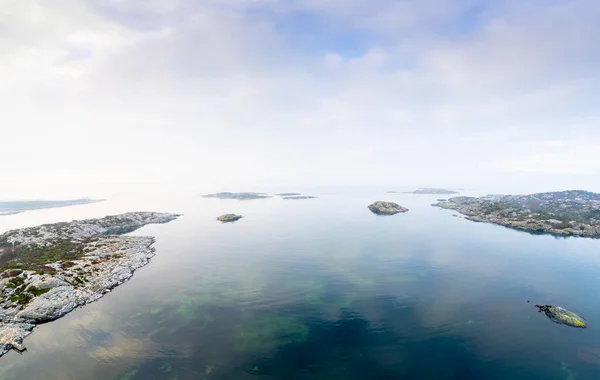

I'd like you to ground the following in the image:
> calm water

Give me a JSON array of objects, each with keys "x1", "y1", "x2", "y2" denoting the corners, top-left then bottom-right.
[{"x1": 2, "y1": 188, "x2": 600, "y2": 379}]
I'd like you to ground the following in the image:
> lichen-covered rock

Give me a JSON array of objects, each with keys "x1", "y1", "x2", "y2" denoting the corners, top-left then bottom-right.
[
  {"x1": 368, "y1": 202, "x2": 409, "y2": 215},
  {"x1": 536, "y1": 305, "x2": 587, "y2": 328},
  {"x1": 217, "y1": 214, "x2": 243, "y2": 222}
]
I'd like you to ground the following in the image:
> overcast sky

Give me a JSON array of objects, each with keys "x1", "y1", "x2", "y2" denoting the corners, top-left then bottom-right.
[{"x1": 2, "y1": 0, "x2": 599, "y2": 198}]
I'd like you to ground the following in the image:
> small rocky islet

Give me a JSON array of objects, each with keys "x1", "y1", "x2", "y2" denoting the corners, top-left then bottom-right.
[
  {"x1": 535, "y1": 305, "x2": 587, "y2": 328},
  {"x1": 0, "y1": 212, "x2": 179, "y2": 357},
  {"x1": 368, "y1": 201, "x2": 409, "y2": 215},
  {"x1": 276, "y1": 193, "x2": 317, "y2": 199},
  {"x1": 217, "y1": 214, "x2": 243, "y2": 222},
  {"x1": 203, "y1": 192, "x2": 317, "y2": 201},
  {"x1": 403, "y1": 188, "x2": 460, "y2": 195},
  {"x1": 202, "y1": 192, "x2": 271, "y2": 200}
]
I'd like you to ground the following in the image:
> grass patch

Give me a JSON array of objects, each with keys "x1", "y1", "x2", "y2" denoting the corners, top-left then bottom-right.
[
  {"x1": 10, "y1": 293, "x2": 32, "y2": 305},
  {"x1": 27, "y1": 286, "x2": 51, "y2": 297},
  {"x1": 0, "y1": 240, "x2": 84, "y2": 271}
]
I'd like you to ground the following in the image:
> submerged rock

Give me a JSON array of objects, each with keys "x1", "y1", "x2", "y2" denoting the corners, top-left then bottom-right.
[
  {"x1": 536, "y1": 305, "x2": 587, "y2": 328},
  {"x1": 217, "y1": 214, "x2": 243, "y2": 222},
  {"x1": 368, "y1": 202, "x2": 408, "y2": 215}
]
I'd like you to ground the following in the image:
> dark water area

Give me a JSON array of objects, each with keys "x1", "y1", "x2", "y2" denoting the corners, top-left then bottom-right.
[{"x1": 2, "y1": 188, "x2": 600, "y2": 379}]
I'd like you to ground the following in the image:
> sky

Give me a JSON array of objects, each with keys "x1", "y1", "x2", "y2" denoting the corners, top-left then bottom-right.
[{"x1": 1, "y1": 0, "x2": 600, "y2": 198}]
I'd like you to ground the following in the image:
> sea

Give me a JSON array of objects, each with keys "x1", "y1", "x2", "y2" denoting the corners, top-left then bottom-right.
[{"x1": 1, "y1": 187, "x2": 600, "y2": 380}]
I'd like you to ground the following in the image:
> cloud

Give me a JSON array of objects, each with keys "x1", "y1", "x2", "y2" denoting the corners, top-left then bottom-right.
[{"x1": 1, "y1": 0, "x2": 599, "y2": 198}]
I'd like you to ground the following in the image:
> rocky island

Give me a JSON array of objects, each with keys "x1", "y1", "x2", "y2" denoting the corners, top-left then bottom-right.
[
  {"x1": 0, "y1": 199, "x2": 103, "y2": 216},
  {"x1": 433, "y1": 190, "x2": 600, "y2": 238},
  {"x1": 275, "y1": 193, "x2": 317, "y2": 200},
  {"x1": 403, "y1": 188, "x2": 459, "y2": 195},
  {"x1": 368, "y1": 202, "x2": 409, "y2": 215},
  {"x1": 202, "y1": 192, "x2": 271, "y2": 200},
  {"x1": 217, "y1": 214, "x2": 243, "y2": 222},
  {"x1": 0, "y1": 212, "x2": 179, "y2": 357}
]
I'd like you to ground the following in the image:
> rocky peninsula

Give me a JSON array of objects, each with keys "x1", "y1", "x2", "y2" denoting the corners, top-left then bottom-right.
[
  {"x1": 0, "y1": 199, "x2": 103, "y2": 216},
  {"x1": 0, "y1": 212, "x2": 179, "y2": 357},
  {"x1": 433, "y1": 190, "x2": 600, "y2": 238},
  {"x1": 368, "y1": 202, "x2": 409, "y2": 215}
]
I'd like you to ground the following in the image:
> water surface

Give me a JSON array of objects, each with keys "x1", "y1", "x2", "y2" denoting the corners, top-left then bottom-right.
[{"x1": 1, "y1": 189, "x2": 600, "y2": 379}]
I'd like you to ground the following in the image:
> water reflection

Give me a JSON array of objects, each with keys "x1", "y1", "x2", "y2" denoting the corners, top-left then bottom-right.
[{"x1": 2, "y1": 192, "x2": 600, "y2": 379}]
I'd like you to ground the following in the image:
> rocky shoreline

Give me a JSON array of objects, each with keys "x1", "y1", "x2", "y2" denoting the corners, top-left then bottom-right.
[
  {"x1": 433, "y1": 191, "x2": 600, "y2": 238},
  {"x1": 0, "y1": 212, "x2": 179, "y2": 357}
]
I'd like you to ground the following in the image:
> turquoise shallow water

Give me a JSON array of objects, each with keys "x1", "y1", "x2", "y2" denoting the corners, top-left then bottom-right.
[{"x1": 1, "y1": 189, "x2": 600, "y2": 379}]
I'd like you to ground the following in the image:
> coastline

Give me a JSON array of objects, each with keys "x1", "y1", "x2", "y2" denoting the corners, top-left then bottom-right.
[
  {"x1": 0, "y1": 212, "x2": 179, "y2": 356},
  {"x1": 434, "y1": 195, "x2": 600, "y2": 238}
]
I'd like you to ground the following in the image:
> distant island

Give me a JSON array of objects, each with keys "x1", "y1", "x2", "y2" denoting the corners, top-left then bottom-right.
[
  {"x1": 402, "y1": 188, "x2": 460, "y2": 195},
  {"x1": 0, "y1": 212, "x2": 180, "y2": 357},
  {"x1": 217, "y1": 214, "x2": 243, "y2": 222},
  {"x1": 276, "y1": 193, "x2": 302, "y2": 197},
  {"x1": 368, "y1": 201, "x2": 409, "y2": 215},
  {"x1": 0, "y1": 199, "x2": 103, "y2": 216},
  {"x1": 202, "y1": 192, "x2": 271, "y2": 200},
  {"x1": 433, "y1": 190, "x2": 600, "y2": 238},
  {"x1": 282, "y1": 196, "x2": 317, "y2": 200}
]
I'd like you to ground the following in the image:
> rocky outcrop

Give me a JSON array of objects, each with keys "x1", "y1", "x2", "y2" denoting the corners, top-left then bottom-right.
[
  {"x1": 368, "y1": 202, "x2": 408, "y2": 215},
  {"x1": 433, "y1": 191, "x2": 600, "y2": 238},
  {"x1": 0, "y1": 212, "x2": 180, "y2": 357},
  {"x1": 217, "y1": 214, "x2": 243, "y2": 222}
]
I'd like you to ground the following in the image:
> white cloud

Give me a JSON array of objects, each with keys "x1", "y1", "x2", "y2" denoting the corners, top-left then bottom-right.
[{"x1": 1, "y1": 0, "x2": 599, "y2": 198}]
